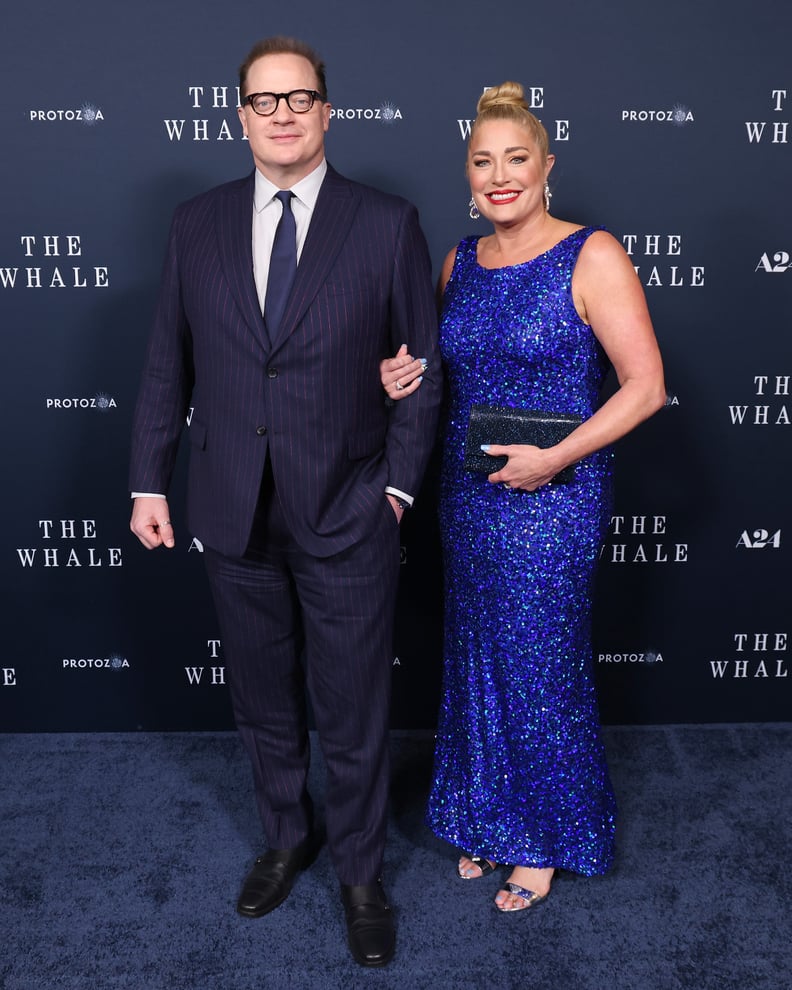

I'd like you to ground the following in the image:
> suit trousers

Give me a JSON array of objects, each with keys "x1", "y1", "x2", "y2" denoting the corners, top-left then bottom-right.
[{"x1": 203, "y1": 466, "x2": 401, "y2": 885}]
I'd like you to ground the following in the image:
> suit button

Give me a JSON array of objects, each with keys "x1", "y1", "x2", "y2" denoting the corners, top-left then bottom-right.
[
  {"x1": 256, "y1": 425, "x2": 267, "y2": 436},
  {"x1": 267, "y1": 367, "x2": 278, "y2": 379}
]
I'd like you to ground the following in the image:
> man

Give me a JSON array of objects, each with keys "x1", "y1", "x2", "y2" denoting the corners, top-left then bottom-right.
[{"x1": 129, "y1": 36, "x2": 440, "y2": 967}]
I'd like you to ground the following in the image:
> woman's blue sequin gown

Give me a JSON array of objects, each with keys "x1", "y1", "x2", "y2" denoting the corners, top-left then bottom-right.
[{"x1": 427, "y1": 229, "x2": 617, "y2": 875}]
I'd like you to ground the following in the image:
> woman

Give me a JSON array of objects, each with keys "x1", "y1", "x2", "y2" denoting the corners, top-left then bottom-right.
[{"x1": 382, "y1": 82, "x2": 665, "y2": 912}]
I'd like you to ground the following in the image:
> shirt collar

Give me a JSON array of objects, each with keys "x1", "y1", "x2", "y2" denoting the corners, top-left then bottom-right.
[{"x1": 253, "y1": 159, "x2": 327, "y2": 213}]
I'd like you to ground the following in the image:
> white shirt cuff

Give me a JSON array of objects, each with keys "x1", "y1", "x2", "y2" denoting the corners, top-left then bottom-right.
[{"x1": 385, "y1": 486, "x2": 413, "y2": 508}]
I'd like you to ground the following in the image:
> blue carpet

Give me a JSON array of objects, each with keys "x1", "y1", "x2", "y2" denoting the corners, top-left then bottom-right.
[{"x1": 1, "y1": 726, "x2": 790, "y2": 989}]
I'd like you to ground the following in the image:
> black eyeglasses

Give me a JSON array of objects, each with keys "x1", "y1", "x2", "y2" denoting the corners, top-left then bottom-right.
[{"x1": 244, "y1": 90, "x2": 325, "y2": 116}]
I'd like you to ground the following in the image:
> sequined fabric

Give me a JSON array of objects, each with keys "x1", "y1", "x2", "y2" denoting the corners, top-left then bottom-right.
[{"x1": 427, "y1": 229, "x2": 617, "y2": 875}]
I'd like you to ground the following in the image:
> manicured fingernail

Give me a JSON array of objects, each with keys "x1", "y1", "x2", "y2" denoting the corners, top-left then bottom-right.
[
  {"x1": 480, "y1": 444, "x2": 490, "y2": 451},
  {"x1": 417, "y1": 375, "x2": 423, "y2": 382}
]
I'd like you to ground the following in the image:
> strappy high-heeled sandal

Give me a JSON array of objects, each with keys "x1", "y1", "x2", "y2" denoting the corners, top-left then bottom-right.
[
  {"x1": 495, "y1": 881, "x2": 548, "y2": 911},
  {"x1": 457, "y1": 853, "x2": 497, "y2": 879},
  {"x1": 495, "y1": 869, "x2": 559, "y2": 911}
]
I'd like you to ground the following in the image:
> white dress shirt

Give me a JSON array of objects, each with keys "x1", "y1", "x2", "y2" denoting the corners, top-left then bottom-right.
[{"x1": 252, "y1": 159, "x2": 327, "y2": 312}]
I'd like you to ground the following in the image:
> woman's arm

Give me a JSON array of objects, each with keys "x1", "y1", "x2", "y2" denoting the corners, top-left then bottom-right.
[
  {"x1": 381, "y1": 246, "x2": 456, "y2": 399},
  {"x1": 487, "y1": 230, "x2": 666, "y2": 490}
]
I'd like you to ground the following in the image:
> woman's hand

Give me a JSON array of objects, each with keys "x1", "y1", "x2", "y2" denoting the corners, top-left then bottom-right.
[
  {"x1": 483, "y1": 443, "x2": 565, "y2": 492},
  {"x1": 381, "y1": 344, "x2": 427, "y2": 400}
]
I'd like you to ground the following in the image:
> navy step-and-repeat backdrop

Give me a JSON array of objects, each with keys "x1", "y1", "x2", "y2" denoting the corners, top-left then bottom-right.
[{"x1": 1, "y1": 0, "x2": 789, "y2": 731}]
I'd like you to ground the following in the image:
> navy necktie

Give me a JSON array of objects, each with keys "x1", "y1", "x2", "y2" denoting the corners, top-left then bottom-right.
[{"x1": 264, "y1": 190, "x2": 297, "y2": 340}]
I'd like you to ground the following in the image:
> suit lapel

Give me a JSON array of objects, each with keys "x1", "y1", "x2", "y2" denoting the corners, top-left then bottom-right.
[
  {"x1": 216, "y1": 171, "x2": 268, "y2": 346},
  {"x1": 269, "y1": 166, "x2": 360, "y2": 352}
]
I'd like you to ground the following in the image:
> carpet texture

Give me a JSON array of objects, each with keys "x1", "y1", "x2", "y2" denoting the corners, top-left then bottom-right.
[{"x1": 1, "y1": 725, "x2": 790, "y2": 989}]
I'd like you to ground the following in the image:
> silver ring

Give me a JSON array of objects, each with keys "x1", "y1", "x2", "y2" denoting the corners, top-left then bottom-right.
[
  {"x1": 394, "y1": 381, "x2": 404, "y2": 391},
  {"x1": 502, "y1": 483, "x2": 510, "y2": 490}
]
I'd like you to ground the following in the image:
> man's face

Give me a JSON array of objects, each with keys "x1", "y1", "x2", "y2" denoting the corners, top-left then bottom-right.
[{"x1": 238, "y1": 53, "x2": 331, "y2": 187}]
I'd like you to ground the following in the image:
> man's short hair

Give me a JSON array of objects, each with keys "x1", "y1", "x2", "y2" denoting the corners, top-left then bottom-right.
[{"x1": 238, "y1": 36, "x2": 327, "y2": 100}]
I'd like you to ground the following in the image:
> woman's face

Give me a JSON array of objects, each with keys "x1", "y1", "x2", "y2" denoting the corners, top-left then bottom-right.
[{"x1": 467, "y1": 119, "x2": 554, "y2": 227}]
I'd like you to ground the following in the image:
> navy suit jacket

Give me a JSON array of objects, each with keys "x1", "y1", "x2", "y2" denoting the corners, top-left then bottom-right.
[{"x1": 130, "y1": 165, "x2": 442, "y2": 558}]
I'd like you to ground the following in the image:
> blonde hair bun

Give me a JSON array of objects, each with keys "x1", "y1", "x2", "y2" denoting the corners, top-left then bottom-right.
[
  {"x1": 470, "y1": 80, "x2": 549, "y2": 160},
  {"x1": 476, "y1": 81, "x2": 530, "y2": 115}
]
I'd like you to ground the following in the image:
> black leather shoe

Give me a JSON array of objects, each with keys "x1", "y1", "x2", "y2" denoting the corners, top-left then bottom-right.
[
  {"x1": 340, "y1": 880, "x2": 395, "y2": 967},
  {"x1": 236, "y1": 838, "x2": 313, "y2": 918}
]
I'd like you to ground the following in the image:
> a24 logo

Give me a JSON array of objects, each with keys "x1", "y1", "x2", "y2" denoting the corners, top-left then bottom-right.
[
  {"x1": 755, "y1": 251, "x2": 792, "y2": 273},
  {"x1": 736, "y1": 528, "x2": 781, "y2": 549}
]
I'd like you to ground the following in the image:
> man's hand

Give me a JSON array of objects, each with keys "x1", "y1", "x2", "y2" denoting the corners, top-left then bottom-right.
[
  {"x1": 130, "y1": 497, "x2": 175, "y2": 549},
  {"x1": 385, "y1": 493, "x2": 405, "y2": 524}
]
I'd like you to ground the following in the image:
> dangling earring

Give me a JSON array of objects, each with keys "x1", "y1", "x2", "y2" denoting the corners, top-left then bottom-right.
[
  {"x1": 469, "y1": 197, "x2": 480, "y2": 221},
  {"x1": 544, "y1": 181, "x2": 552, "y2": 212}
]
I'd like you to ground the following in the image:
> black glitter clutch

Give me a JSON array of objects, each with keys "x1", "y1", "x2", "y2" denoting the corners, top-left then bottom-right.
[{"x1": 463, "y1": 405, "x2": 582, "y2": 483}]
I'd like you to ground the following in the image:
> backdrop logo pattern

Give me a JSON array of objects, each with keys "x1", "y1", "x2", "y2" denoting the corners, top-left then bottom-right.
[
  {"x1": 45, "y1": 392, "x2": 117, "y2": 411},
  {"x1": 755, "y1": 250, "x2": 792, "y2": 273},
  {"x1": 2, "y1": 11, "x2": 789, "y2": 732},
  {"x1": 745, "y1": 89, "x2": 788, "y2": 144},
  {"x1": 736, "y1": 528, "x2": 782, "y2": 550},
  {"x1": 185, "y1": 639, "x2": 226, "y2": 685},
  {"x1": 621, "y1": 103, "x2": 694, "y2": 126},
  {"x1": 163, "y1": 85, "x2": 242, "y2": 143},
  {"x1": 16, "y1": 518, "x2": 123, "y2": 569},
  {"x1": 601, "y1": 514, "x2": 689, "y2": 565},
  {"x1": 1, "y1": 234, "x2": 109, "y2": 290},
  {"x1": 728, "y1": 374, "x2": 790, "y2": 426},
  {"x1": 329, "y1": 101, "x2": 402, "y2": 123},
  {"x1": 622, "y1": 232, "x2": 704, "y2": 288},
  {"x1": 28, "y1": 103, "x2": 104, "y2": 125},
  {"x1": 597, "y1": 650, "x2": 665, "y2": 667},
  {"x1": 709, "y1": 632, "x2": 788, "y2": 680},
  {"x1": 185, "y1": 666, "x2": 226, "y2": 685},
  {"x1": 62, "y1": 653, "x2": 129, "y2": 671}
]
